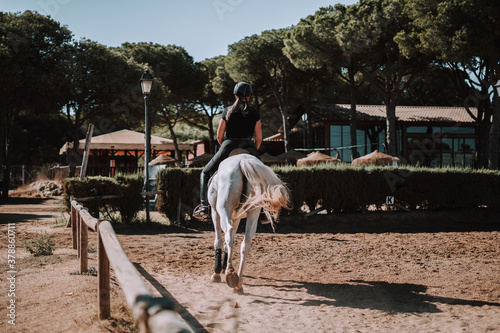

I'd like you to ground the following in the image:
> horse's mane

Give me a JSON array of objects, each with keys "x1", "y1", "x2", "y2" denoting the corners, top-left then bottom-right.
[{"x1": 233, "y1": 156, "x2": 291, "y2": 229}]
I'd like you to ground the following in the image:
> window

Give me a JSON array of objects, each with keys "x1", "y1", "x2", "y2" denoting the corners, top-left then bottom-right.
[
  {"x1": 407, "y1": 126, "x2": 437, "y2": 134},
  {"x1": 330, "y1": 125, "x2": 345, "y2": 160},
  {"x1": 331, "y1": 125, "x2": 387, "y2": 162},
  {"x1": 406, "y1": 136, "x2": 475, "y2": 167},
  {"x1": 441, "y1": 127, "x2": 475, "y2": 134}
]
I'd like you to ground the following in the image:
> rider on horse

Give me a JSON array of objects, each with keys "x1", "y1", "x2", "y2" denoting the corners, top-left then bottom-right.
[{"x1": 193, "y1": 82, "x2": 262, "y2": 220}]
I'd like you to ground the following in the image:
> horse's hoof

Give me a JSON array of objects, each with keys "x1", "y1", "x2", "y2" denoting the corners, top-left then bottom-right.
[
  {"x1": 226, "y1": 272, "x2": 239, "y2": 288},
  {"x1": 233, "y1": 286, "x2": 244, "y2": 294},
  {"x1": 211, "y1": 273, "x2": 221, "y2": 283}
]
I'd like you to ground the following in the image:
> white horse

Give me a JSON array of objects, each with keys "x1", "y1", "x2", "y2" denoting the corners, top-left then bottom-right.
[{"x1": 208, "y1": 152, "x2": 290, "y2": 293}]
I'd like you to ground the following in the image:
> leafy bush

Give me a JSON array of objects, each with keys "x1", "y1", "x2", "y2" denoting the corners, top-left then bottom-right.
[
  {"x1": 63, "y1": 174, "x2": 144, "y2": 223},
  {"x1": 114, "y1": 173, "x2": 144, "y2": 223},
  {"x1": 156, "y1": 167, "x2": 201, "y2": 222},
  {"x1": 24, "y1": 232, "x2": 56, "y2": 256}
]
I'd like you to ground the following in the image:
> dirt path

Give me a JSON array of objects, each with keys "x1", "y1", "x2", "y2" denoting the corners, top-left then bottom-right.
[{"x1": 1, "y1": 197, "x2": 500, "y2": 332}]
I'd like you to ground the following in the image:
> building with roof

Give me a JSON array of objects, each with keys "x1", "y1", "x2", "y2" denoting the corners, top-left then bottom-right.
[
  {"x1": 268, "y1": 104, "x2": 478, "y2": 167},
  {"x1": 57, "y1": 129, "x2": 193, "y2": 178}
]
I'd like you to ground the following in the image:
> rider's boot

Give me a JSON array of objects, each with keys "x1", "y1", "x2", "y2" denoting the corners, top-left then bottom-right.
[{"x1": 193, "y1": 172, "x2": 210, "y2": 221}]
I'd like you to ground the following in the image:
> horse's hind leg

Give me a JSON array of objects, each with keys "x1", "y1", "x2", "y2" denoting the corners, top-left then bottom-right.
[
  {"x1": 214, "y1": 247, "x2": 228, "y2": 273},
  {"x1": 235, "y1": 208, "x2": 260, "y2": 292},
  {"x1": 212, "y1": 249, "x2": 223, "y2": 283},
  {"x1": 224, "y1": 217, "x2": 241, "y2": 288},
  {"x1": 211, "y1": 208, "x2": 223, "y2": 283},
  {"x1": 222, "y1": 251, "x2": 228, "y2": 271}
]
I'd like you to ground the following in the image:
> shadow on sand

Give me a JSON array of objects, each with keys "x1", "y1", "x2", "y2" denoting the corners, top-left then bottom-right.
[{"x1": 245, "y1": 276, "x2": 500, "y2": 314}]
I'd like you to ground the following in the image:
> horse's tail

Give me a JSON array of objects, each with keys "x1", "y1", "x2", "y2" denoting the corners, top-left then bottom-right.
[{"x1": 237, "y1": 157, "x2": 291, "y2": 229}]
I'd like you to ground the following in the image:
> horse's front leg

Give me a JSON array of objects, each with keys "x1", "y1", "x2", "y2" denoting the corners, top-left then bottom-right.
[
  {"x1": 224, "y1": 217, "x2": 241, "y2": 288},
  {"x1": 235, "y1": 208, "x2": 260, "y2": 293}
]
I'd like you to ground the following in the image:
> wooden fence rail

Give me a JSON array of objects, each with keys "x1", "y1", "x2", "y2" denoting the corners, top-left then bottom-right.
[{"x1": 70, "y1": 200, "x2": 192, "y2": 333}]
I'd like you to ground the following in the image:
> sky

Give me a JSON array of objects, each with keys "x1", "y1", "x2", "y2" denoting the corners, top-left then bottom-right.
[{"x1": 1, "y1": 0, "x2": 358, "y2": 62}]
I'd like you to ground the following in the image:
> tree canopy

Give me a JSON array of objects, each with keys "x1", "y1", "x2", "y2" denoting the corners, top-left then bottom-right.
[
  {"x1": 405, "y1": 0, "x2": 500, "y2": 168},
  {"x1": 1, "y1": 1, "x2": 499, "y2": 197},
  {"x1": 1, "y1": 11, "x2": 73, "y2": 196}
]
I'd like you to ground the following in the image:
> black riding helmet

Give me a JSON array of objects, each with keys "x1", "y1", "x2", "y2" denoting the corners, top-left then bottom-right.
[{"x1": 233, "y1": 82, "x2": 253, "y2": 98}]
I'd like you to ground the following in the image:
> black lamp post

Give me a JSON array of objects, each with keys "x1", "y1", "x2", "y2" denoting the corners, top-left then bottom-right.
[{"x1": 140, "y1": 69, "x2": 154, "y2": 223}]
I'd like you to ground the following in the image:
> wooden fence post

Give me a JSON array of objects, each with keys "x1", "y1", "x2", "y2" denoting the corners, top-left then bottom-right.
[
  {"x1": 71, "y1": 204, "x2": 77, "y2": 250},
  {"x1": 98, "y1": 222, "x2": 110, "y2": 319},
  {"x1": 77, "y1": 209, "x2": 81, "y2": 258},
  {"x1": 79, "y1": 212, "x2": 88, "y2": 274}
]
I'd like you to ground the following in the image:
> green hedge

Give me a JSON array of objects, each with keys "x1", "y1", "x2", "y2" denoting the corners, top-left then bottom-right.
[
  {"x1": 156, "y1": 167, "x2": 201, "y2": 222},
  {"x1": 63, "y1": 174, "x2": 144, "y2": 223},
  {"x1": 279, "y1": 165, "x2": 500, "y2": 214},
  {"x1": 156, "y1": 164, "x2": 500, "y2": 220}
]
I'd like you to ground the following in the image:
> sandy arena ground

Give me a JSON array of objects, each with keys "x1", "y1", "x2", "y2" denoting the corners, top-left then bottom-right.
[{"x1": 1, "y1": 196, "x2": 500, "y2": 332}]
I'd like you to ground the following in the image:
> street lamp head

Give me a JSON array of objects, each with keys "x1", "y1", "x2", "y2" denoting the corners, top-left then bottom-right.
[
  {"x1": 140, "y1": 69, "x2": 154, "y2": 95},
  {"x1": 494, "y1": 79, "x2": 500, "y2": 97}
]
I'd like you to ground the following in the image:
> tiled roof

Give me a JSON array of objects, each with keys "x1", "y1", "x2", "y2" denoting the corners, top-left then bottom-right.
[
  {"x1": 59, "y1": 129, "x2": 193, "y2": 154},
  {"x1": 313, "y1": 104, "x2": 477, "y2": 123}
]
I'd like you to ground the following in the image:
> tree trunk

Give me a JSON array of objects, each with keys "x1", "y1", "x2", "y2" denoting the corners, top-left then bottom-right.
[
  {"x1": 66, "y1": 105, "x2": 81, "y2": 178},
  {"x1": 306, "y1": 108, "x2": 313, "y2": 150},
  {"x1": 281, "y1": 105, "x2": 289, "y2": 153},
  {"x1": 0, "y1": 106, "x2": 7, "y2": 198},
  {"x1": 167, "y1": 120, "x2": 181, "y2": 163},
  {"x1": 385, "y1": 102, "x2": 397, "y2": 156},
  {"x1": 207, "y1": 115, "x2": 217, "y2": 154},
  {"x1": 303, "y1": 97, "x2": 313, "y2": 150},
  {"x1": 476, "y1": 119, "x2": 490, "y2": 168},
  {"x1": 349, "y1": 67, "x2": 358, "y2": 160},
  {"x1": 1, "y1": 112, "x2": 15, "y2": 198},
  {"x1": 488, "y1": 97, "x2": 500, "y2": 169},
  {"x1": 68, "y1": 136, "x2": 80, "y2": 178}
]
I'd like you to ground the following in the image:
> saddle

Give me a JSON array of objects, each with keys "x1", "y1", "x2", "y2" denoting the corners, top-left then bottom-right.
[
  {"x1": 229, "y1": 148, "x2": 251, "y2": 157},
  {"x1": 208, "y1": 150, "x2": 252, "y2": 218}
]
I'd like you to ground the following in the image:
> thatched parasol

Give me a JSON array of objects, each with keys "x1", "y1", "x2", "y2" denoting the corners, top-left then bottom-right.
[
  {"x1": 297, "y1": 151, "x2": 341, "y2": 167},
  {"x1": 260, "y1": 152, "x2": 283, "y2": 165},
  {"x1": 149, "y1": 154, "x2": 177, "y2": 166},
  {"x1": 352, "y1": 150, "x2": 400, "y2": 166},
  {"x1": 277, "y1": 149, "x2": 306, "y2": 164},
  {"x1": 188, "y1": 153, "x2": 213, "y2": 167}
]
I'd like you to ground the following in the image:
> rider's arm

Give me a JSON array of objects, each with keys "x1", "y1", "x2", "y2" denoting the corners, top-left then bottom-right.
[
  {"x1": 217, "y1": 119, "x2": 226, "y2": 146},
  {"x1": 254, "y1": 120, "x2": 262, "y2": 150}
]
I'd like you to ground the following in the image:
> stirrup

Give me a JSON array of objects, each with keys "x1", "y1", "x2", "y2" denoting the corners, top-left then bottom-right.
[{"x1": 193, "y1": 204, "x2": 210, "y2": 221}]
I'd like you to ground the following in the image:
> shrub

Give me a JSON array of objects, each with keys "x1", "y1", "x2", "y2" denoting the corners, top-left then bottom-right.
[
  {"x1": 156, "y1": 163, "x2": 500, "y2": 219},
  {"x1": 156, "y1": 167, "x2": 201, "y2": 222},
  {"x1": 114, "y1": 173, "x2": 144, "y2": 223},
  {"x1": 63, "y1": 174, "x2": 144, "y2": 223},
  {"x1": 24, "y1": 232, "x2": 56, "y2": 256}
]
